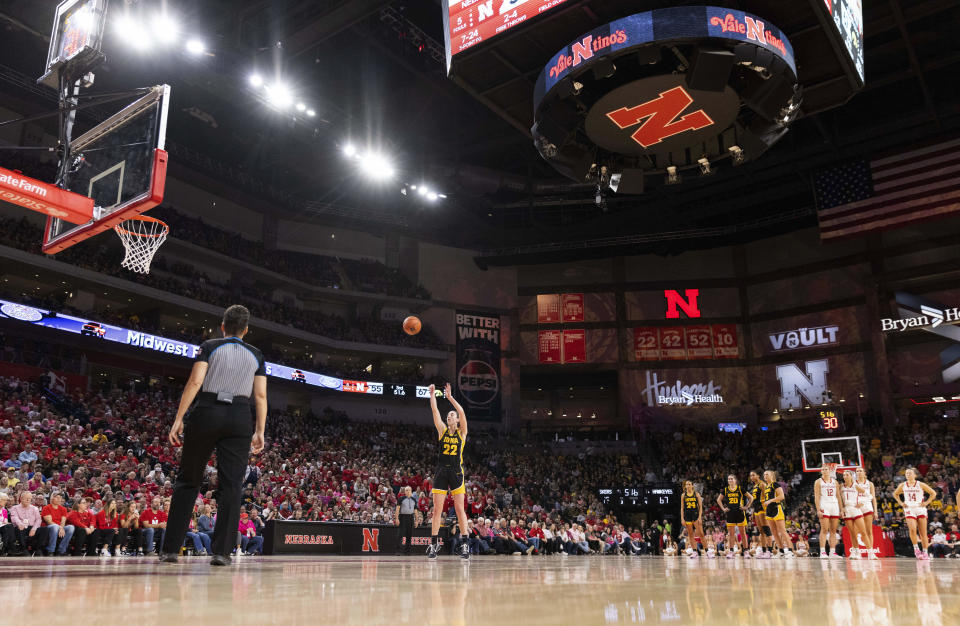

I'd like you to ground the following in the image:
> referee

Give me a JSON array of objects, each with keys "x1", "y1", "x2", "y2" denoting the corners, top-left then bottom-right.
[
  {"x1": 160, "y1": 305, "x2": 267, "y2": 565},
  {"x1": 395, "y1": 486, "x2": 416, "y2": 554}
]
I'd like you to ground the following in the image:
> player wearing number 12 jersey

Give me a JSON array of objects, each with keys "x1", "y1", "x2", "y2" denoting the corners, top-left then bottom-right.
[
  {"x1": 814, "y1": 466, "x2": 841, "y2": 558},
  {"x1": 427, "y1": 382, "x2": 470, "y2": 560}
]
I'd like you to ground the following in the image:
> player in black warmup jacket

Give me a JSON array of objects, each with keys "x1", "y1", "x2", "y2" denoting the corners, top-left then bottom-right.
[{"x1": 426, "y1": 383, "x2": 470, "y2": 560}]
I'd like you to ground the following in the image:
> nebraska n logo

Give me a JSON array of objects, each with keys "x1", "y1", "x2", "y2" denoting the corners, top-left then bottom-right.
[
  {"x1": 664, "y1": 289, "x2": 701, "y2": 319},
  {"x1": 606, "y1": 86, "x2": 714, "y2": 148},
  {"x1": 361, "y1": 528, "x2": 380, "y2": 552}
]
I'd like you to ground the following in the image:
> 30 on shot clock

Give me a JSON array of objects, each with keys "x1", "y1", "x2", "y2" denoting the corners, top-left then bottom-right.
[{"x1": 817, "y1": 407, "x2": 845, "y2": 432}]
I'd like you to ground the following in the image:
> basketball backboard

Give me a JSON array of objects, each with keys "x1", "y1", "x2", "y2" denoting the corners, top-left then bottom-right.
[
  {"x1": 42, "y1": 84, "x2": 169, "y2": 254},
  {"x1": 801, "y1": 436, "x2": 863, "y2": 474}
]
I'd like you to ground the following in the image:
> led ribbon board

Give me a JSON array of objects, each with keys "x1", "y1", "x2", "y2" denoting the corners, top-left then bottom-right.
[{"x1": 0, "y1": 296, "x2": 430, "y2": 397}]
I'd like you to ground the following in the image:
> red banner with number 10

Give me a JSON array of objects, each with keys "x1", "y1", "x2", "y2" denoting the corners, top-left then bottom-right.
[{"x1": 712, "y1": 324, "x2": 739, "y2": 358}]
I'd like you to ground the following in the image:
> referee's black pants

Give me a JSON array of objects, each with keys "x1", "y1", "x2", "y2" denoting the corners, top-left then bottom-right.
[
  {"x1": 163, "y1": 397, "x2": 252, "y2": 557},
  {"x1": 397, "y1": 513, "x2": 414, "y2": 554}
]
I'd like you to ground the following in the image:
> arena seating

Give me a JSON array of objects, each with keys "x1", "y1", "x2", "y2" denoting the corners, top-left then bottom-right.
[
  {"x1": 1, "y1": 374, "x2": 957, "y2": 557},
  {"x1": 0, "y1": 215, "x2": 443, "y2": 351}
]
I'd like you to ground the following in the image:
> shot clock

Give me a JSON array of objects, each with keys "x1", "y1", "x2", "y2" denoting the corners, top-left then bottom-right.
[{"x1": 817, "y1": 407, "x2": 845, "y2": 433}]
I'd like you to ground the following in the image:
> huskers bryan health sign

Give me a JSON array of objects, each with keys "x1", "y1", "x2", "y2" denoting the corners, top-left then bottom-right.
[{"x1": 456, "y1": 311, "x2": 502, "y2": 420}]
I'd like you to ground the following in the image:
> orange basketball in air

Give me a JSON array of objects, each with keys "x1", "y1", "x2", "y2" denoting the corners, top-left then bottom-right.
[{"x1": 402, "y1": 316, "x2": 422, "y2": 335}]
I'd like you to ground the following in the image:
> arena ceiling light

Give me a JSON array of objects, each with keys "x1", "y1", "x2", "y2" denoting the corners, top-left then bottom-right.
[
  {"x1": 728, "y1": 145, "x2": 744, "y2": 165},
  {"x1": 697, "y1": 157, "x2": 713, "y2": 176},
  {"x1": 153, "y1": 13, "x2": 180, "y2": 45},
  {"x1": 248, "y1": 73, "x2": 263, "y2": 88},
  {"x1": 665, "y1": 165, "x2": 680, "y2": 185},
  {"x1": 353, "y1": 151, "x2": 394, "y2": 181},
  {"x1": 402, "y1": 184, "x2": 446, "y2": 202},
  {"x1": 265, "y1": 82, "x2": 294, "y2": 109},
  {"x1": 185, "y1": 39, "x2": 206, "y2": 55},
  {"x1": 114, "y1": 14, "x2": 151, "y2": 51}
]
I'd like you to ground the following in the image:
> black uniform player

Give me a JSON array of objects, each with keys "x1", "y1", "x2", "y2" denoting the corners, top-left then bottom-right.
[
  {"x1": 680, "y1": 480, "x2": 705, "y2": 557},
  {"x1": 717, "y1": 474, "x2": 753, "y2": 558},
  {"x1": 426, "y1": 383, "x2": 470, "y2": 560}
]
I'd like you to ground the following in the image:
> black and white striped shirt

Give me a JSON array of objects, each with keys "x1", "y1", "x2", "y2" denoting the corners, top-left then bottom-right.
[{"x1": 197, "y1": 337, "x2": 265, "y2": 396}]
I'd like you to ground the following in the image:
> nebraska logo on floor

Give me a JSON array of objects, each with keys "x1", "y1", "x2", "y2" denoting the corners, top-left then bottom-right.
[
  {"x1": 361, "y1": 528, "x2": 380, "y2": 552},
  {"x1": 284, "y1": 534, "x2": 333, "y2": 545}
]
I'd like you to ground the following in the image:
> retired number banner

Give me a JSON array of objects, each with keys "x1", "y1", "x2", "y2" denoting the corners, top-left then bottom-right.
[
  {"x1": 633, "y1": 327, "x2": 660, "y2": 361},
  {"x1": 659, "y1": 327, "x2": 687, "y2": 360},
  {"x1": 456, "y1": 310, "x2": 501, "y2": 420},
  {"x1": 712, "y1": 324, "x2": 739, "y2": 358},
  {"x1": 684, "y1": 325, "x2": 713, "y2": 359}
]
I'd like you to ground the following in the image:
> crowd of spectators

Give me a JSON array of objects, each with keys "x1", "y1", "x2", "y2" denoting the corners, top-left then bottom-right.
[
  {"x1": 0, "y1": 215, "x2": 444, "y2": 352},
  {"x1": 1, "y1": 372, "x2": 958, "y2": 558},
  {"x1": 148, "y1": 207, "x2": 431, "y2": 300}
]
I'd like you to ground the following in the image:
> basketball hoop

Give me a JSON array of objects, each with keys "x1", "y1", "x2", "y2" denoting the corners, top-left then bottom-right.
[{"x1": 114, "y1": 215, "x2": 168, "y2": 274}]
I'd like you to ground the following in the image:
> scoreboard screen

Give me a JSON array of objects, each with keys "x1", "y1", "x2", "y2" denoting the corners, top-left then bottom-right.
[
  {"x1": 599, "y1": 486, "x2": 677, "y2": 509},
  {"x1": 389, "y1": 384, "x2": 433, "y2": 399},
  {"x1": 342, "y1": 381, "x2": 384, "y2": 395},
  {"x1": 818, "y1": 0, "x2": 864, "y2": 83},
  {"x1": 817, "y1": 406, "x2": 845, "y2": 433},
  {"x1": 443, "y1": 0, "x2": 573, "y2": 69}
]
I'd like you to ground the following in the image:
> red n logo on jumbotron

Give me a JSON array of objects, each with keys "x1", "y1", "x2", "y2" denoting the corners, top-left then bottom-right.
[
  {"x1": 606, "y1": 86, "x2": 714, "y2": 148},
  {"x1": 665, "y1": 289, "x2": 701, "y2": 319},
  {"x1": 361, "y1": 528, "x2": 380, "y2": 552}
]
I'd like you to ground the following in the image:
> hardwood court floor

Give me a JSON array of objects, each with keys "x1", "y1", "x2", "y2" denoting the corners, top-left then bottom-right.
[{"x1": 3, "y1": 554, "x2": 959, "y2": 625}]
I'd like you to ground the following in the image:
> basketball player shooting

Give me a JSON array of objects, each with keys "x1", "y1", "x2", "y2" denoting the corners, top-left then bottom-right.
[{"x1": 426, "y1": 382, "x2": 470, "y2": 560}]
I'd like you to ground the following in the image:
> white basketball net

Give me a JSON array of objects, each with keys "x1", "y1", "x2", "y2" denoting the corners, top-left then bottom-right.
[{"x1": 114, "y1": 216, "x2": 168, "y2": 274}]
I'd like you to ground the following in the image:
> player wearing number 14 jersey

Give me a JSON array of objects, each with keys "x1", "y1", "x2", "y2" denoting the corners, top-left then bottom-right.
[
  {"x1": 893, "y1": 467, "x2": 937, "y2": 559},
  {"x1": 426, "y1": 382, "x2": 470, "y2": 560}
]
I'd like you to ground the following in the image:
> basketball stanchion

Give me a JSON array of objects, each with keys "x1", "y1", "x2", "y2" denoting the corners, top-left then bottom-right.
[{"x1": 114, "y1": 215, "x2": 169, "y2": 274}]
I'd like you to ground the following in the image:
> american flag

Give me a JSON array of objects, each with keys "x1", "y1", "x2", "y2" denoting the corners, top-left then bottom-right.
[{"x1": 816, "y1": 137, "x2": 960, "y2": 240}]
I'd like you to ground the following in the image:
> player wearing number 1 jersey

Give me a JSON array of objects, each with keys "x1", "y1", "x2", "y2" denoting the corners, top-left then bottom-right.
[{"x1": 427, "y1": 382, "x2": 470, "y2": 560}]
